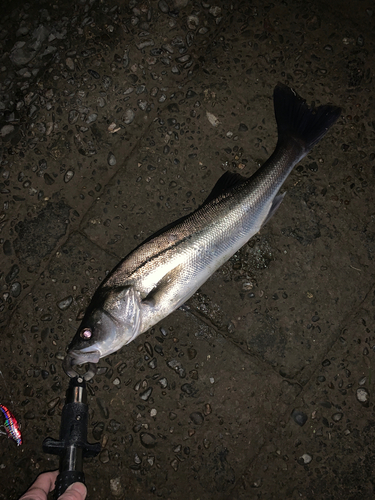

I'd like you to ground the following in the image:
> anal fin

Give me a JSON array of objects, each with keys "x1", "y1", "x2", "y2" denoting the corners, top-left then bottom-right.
[{"x1": 261, "y1": 192, "x2": 286, "y2": 228}]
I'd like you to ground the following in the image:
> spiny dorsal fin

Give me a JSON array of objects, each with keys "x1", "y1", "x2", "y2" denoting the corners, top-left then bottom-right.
[{"x1": 202, "y1": 171, "x2": 248, "y2": 205}]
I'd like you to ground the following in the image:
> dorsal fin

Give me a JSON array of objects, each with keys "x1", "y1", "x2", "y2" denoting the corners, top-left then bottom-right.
[{"x1": 202, "y1": 171, "x2": 248, "y2": 205}]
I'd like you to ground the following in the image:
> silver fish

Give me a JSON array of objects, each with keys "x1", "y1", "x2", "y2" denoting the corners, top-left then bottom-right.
[{"x1": 63, "y1": 83, "x2": 340, "y2": 380}]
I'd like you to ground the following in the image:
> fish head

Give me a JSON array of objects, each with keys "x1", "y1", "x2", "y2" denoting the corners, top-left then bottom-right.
[{"x1": 63, "y1": 286, "x2": 141, "y2": 380}]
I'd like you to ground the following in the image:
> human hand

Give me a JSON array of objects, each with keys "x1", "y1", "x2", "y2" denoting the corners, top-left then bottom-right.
[{"x1": 19, "y1": 471, "x2": 87, "y2": 500}]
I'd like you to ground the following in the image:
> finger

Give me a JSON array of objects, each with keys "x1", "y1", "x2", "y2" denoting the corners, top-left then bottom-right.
[
  {"x1": 19, "y1": 471, "x2": 59, "y2": 500},
  {"x1": 59, "y1": 482, "x2": 87, "y2": 500}
]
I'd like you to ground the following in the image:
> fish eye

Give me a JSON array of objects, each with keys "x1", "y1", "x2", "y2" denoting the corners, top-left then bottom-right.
[{"x1": 80, "y1": 328, "x2": 92, "y2": 340}]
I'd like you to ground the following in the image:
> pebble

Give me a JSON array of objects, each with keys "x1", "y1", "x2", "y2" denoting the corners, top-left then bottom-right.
[
  {"x1": 107, "y1": 420, "x2": 121, "y2": 433},
  {"x1": 117, "y1": 362, "x2": 127, "y2": 375},
  {"x1": 206, "y1": 110, "x2": 220, "y2": 127},
  {"x1": 140, "y1": 432, "x2": 157, "y2": 448},
  {"x1": 86, "y1": 113, "x2": 98, "y2": 124},
  {"x1": 144, "y1": 342, "x2": 153, "y2": 357},
  {"x1": 189, "y1": 412, "x2": 204, "y2": 425},
  {"x1": 181, "y1": 383, "x2": 195, "y2": 395},
  {"x1": 123, "y1": 108, "x2": 135, "y2": 124},
  {"x1": 99, "y1": 449, "x2": 110, "y2": 463},
  {"x1": 170, "y1": 458, "x2": 179, "y2": 471},
  {"x1": 158, "y1": 377, "x2": 168, "y2": 389},
  {"x1": 6, "y1": 264, "x2": 19, "y2": 283},
  {"x1": 187, "y1": 348, "x2": 197, "y2": 360},
  {"x1": 148, "y1": 358, "x2": 157, "y2": 369},
  {"x1": 93, "y1": 422, "x2": 105, "y2": 440},
  {"x1": 109, "y1": 477, "x2": 123, "y2": 497},
  {"x1": 68, "y1": 110, "x2": 79, "y2": 124},
  {"x1": 1, "y1": 124, "x2": 15, "y2": 137},
  {"x1": 65, "y1": 57, "x2": 74, "y2": 70},
  {"x1": 299, "y1": 453, "x2": 313, "y2": 465},
  {"x1": 10, "y1": 282, "x2": 21, "y2": 297},
  {"x1": 291, "y1": 409, "x2": 308, "y2": 426},
  {"x1": 332, "y1": 412, "x2": 343, "y2": 422},
  {"x1": 356, "y1": 387, "x2": 369, "y2": 406},
  {"x1": 64, "y1": 170, "x2": 74, "y2": 183},
  {"x1": 158, "y1": 0, "x2": 169, "y2": 13},
  {"x1": 47, "y1": 397, "x2": 60, "y2": 410},
  {"x1": 57, "y1": 295, "x2": 73, "y2": 311},
  {"x1": 140, "y1": 387, "x2": 153, "y2": 401},
  {"x1": 167, "y1": 359, "x2": 186, "y2": 378},
  {"x1": 204, "y1": 403, "x2": 212, "y2": 416},
  {"x1": 107, "y1": 153, "x2": 116, "y2": 166}
]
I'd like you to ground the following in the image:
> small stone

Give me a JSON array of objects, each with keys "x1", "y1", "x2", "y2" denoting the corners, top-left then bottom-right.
[
  {"x1": 99, "y1": 449, "x2": 110, "y2": 463},
  {"x1": 107, "y1": 420, "x2": 121, "y2": 433},
  {"x1": 167, "y1": 359, "x2": 186, "y2": 378},
  {"x1": 189, "y1": 412, "x2": 204, "y2": 425},
  {"x1": 140, "y1": 387, "x2": 153, "y2": 401},
  {"x1": 109, "y1": 477, "x2": 123, "y2": 497},
  {"x1": 6, "y1": 264, "x2": 19, "y2": 283},
  {"x1": 64, "y1": 170, "x2": 74, "y2": 183},
  {"x1": 204, "y1": 403, "x2": 212, "y2": 416},
  {"x1": 66, "y1": 57, "x2": 75, "y2": 70},
  {"x1": 144, "y1": 342, "x2": 153, "y2": 357},
  {"x1": 148, "y1": 358, "x2": 157, "y2": 369},
  {"x1": 140, "y1": 432, "x2": 157, "y2": 448},
  {"x1": 86, "y1": 113, "x2": 98, "y2": 124},
  {"x1": 170, "y1": 458, "x2": 179, "y2": 471},
  {"x1": 332, "y1": 412, "x2": 343, "y2": 422},
  {"x1": 123, "y1": 108, "x2": 135, "y2": 124},
  {"x1": 238, "y1": 123, "x2": 248, "y2": 131},
  {"x1": 117, "y1": 362, "x2": 127, "y2": 375},
  {"x1": 68, "y1": 110, "x2": 79, "y2": 124},
  {"x1": 1, "y1": 124, "x2": 15, "y2": 137},
  {"x1": 57, "y1": 295, "x2": 73, "y2": 311},
  {"x1": 291, "y1": 409, "x2": 308, "y2": 426},
  {"x1": 356, "y1": 387, "x2": 369, "y2": 406},
  {"x1": 47, "y1": 397, "x2": 60, "y2": 410},
  {"x1": 107, "y1": 153, "x2": 116, "y2": 166},
  {"x1": 299, "y1": 453, "x2": 312, "y2": 465},
  {"x1": 158, "y1": 0, "x2": 169, "y2": 13},
  {"x1": 181, "y1": 383, "x2": 195, "y2": 396},
  {"x1": 93, "y1": 422, "x2": 105, "y2": 440},
  {"x1": 10, "y1": 282, "x2": 21, "y2": 297},
  {"x1": 187, "y1": 348, "x2": 197, "y2": 360},
  {"x1": 150, "y1": 408, "x2": 157, "y2": 417},
  {"x1": 112, "y1": 377, "x2": 120, "y2": 386}
]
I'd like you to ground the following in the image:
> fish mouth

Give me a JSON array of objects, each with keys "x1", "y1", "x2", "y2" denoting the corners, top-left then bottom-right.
[{"x1": 63, "y1": 349, "x2": 100, "y2": 381}]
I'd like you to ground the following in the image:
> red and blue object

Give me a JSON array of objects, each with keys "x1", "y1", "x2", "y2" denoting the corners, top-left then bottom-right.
[{"x1": 0, "y1": 404, "x2": 22, "y2": 446}]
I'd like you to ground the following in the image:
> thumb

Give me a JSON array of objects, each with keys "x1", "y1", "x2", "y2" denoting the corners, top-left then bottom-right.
[{"x1": 59, "y1": 482, "x2": 87, "y2": 500}]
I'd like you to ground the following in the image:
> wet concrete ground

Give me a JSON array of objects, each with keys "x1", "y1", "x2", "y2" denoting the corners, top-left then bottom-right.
[{"x1": 0, "y1": 0, "x2": 374, "y2": 498}]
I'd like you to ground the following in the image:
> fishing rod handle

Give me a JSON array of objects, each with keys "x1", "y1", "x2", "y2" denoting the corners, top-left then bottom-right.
[{"x1": 54, "y1": 470, "x2": 85, "y2": 500}]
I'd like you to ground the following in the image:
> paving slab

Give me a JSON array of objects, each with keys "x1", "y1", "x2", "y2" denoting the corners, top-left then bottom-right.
[
  {"x1": 232, "y1": 285, "x2": 375, "y2": 500},
  {"x1": 1, "y1": 232, "x2": 293, "y2": 499}
]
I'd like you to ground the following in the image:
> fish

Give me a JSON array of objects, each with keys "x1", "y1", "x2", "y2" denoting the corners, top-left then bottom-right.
[
  {"x1": 63, "y1": 83, "x2": 341, "y2": 380},
  {"x1": 0, "y1": 404, "x2": 22, "y2": 446}
]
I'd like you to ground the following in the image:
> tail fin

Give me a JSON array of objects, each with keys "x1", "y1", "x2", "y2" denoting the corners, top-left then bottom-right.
[{"x1": 274, "y1": 83, "x2": 341, "y2": 152}]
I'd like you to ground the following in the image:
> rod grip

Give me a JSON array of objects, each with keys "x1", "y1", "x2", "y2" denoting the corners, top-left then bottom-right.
[{"x1": 54, "y1": 470, "x2": 85, "y2": 500}]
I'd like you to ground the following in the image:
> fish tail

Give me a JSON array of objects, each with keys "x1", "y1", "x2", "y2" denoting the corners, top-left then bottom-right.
[{"x1": 273, "y1": 83, "x2": 341, "y2": 153}]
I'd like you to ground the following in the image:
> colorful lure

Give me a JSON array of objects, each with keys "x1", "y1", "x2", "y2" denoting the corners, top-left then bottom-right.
[{"x1": 0, "y1": 404, "x2": 22, "y2": 446}]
